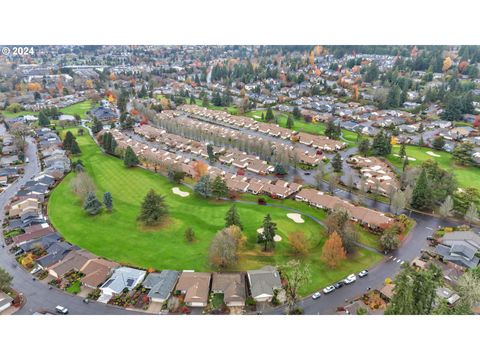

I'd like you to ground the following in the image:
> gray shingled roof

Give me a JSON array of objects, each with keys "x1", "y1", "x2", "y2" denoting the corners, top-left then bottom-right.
[
  {"x1": 144, "y1": 270, "x2": 180, "y2": 301},
  {"x1": 435, "y1": 244, "x2": 480, "y2": 269},
  {"x1": 443, "y1": 231, "x2": 480, "y2": 250},
  {"x1": 247, "y1": 266, "x2": 282, "y2": 298}
]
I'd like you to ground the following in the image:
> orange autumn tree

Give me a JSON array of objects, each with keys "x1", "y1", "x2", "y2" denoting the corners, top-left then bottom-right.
[
  {"x1": 321, "y1": 231, "x2": 347, "y2": 268},
  {"x1": 193, "y1": 160, "x2": 208, "y2": 180}
]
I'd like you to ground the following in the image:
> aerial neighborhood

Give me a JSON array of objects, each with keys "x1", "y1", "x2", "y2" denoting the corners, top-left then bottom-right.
[{"x1": 0, "y1": 45, "x2": 480, "y2": 316}]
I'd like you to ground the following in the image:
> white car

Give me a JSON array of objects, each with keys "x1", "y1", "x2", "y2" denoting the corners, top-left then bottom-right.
[
  {"x1": 343, "y1": 274, "x2": 357, "y2": 284},
  {"x1": 358, "y1": 270, "x2": 369, "y2": 278},
  {"x1": 311, "y1": 292, "x2": 321, "y2": 300},
  {"x1": 30, "y1": 265, "x2": 42, "y2": 275},
  {"x1": 323, "y1": 285, "x2": 335, "y2": 294},
  {"x1": 55, "y1": 305, "x2": 69, "y2": 315}
]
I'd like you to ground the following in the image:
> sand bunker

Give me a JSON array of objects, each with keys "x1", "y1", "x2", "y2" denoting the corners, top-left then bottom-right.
[
  {"x1": 393, "y1": 154, "x2": 416, "y2": 161},
  {"x1": 426, "y1": 151, "x2": 440, "y2": 157},
  {"x1": 257, "y1": 228, "x2": 282, "y2": 242},
  {"x1": 287, "y1": 213, "x2": 305, "y2": 223},
  {"x1": 172, "y1": 187, "x2": 190, "y2": 197}
]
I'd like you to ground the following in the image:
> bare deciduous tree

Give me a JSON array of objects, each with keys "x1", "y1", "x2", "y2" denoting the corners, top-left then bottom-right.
[
  {"x1": 280, "y1": 260, "x2": 311, "y2": 314},
  {"x1": 70, "y1": 172, "x2": 96, "y2": 201}
]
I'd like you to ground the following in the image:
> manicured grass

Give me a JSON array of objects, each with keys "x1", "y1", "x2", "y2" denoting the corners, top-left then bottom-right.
[
  {"x1": 387, "y1": 144, "x2": 480, "y2": 192},
  {"x1": 1, "y1": 100, "x2": 94, "y2": 120},
  {"x1": 356, "y1": 224, "x2": 381, "y2": 250},
  {"x1": 60, "y1": 100, "x2": 94, "y2": 118},
  {"x1": 65, "y1": 280, "x2": 81, "y2": 294},
  {"x1": 1, "y1": 109, "x2": 38, "y2": 119},
  {"x1": 48, "y1": 129, "x2": 382, "y2": 295}
]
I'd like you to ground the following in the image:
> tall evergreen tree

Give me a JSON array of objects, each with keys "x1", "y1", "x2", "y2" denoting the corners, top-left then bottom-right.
[
  {"x1": 286, "y1": 115, "x2": 294, "y2": 129},
  {"x1": 399, "y1": 143, "x2": 406, "y2": 158},
  {"x1": 83, "y1": 192, "x2": 102, "y2": 215},
  {"x1": 206, "y1": 143, "x2": 215, "y2": 163},
  {"x1": 137, "y1": 189, "x2": 169, "y2": 226},
  {"x1": 103, "y1": 192, "x2": 113, "y2": 212},
  {"x1": 331, "y1": 153, "x2": 343, "y2": 173},
  {"x1": 124, "y1": 146, "x2": 139, "y2": 167},
  {"x1": 225, "y1": 204, "x2": 243, "y2": 230},
  {"x1": 411, "y1": 168, "x2": 430, "y2": 210},
  {"x1": 265, "y1": 107, "x2": 274, "y2": 122},
  {"x1": 38, "y1": 110, "x2": 50, "y2": 127},
  {"x1": 257, "y1": 214, "x2": 277, "y2": 252},
  {"x1": 63, "y1": 131, "x2": 75, "y2": 151},
  {"x1": 211, "y1": 176, "x2": 228, "y2": 199},
  {"x1": 193, "y1": 175, "x2": 212, "y2": 198},
  {"x1": 358, "y1": 138, "x2": 370, "y2": 156},
  {"x1": 325, "y1": 119, "x2": 341, "y2": 139},
  {"x1": 70, "y1": 139, "x2": 81, "y2": 155},
  {"x1": 385, "y1": 264, "x2": 442, "y2": 315},
  {"x1": 372, "y1": 130, "x2": 392, "y2": 156}
]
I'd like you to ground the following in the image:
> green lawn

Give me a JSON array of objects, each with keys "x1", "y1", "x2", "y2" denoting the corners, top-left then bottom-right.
[
  {"x1": 1, "y1": 109, "x2": 38, "y2": 119},
  {"x1": 60, "y1": 100, "x2": 94, "y2": 118},
  {"x1": 48, "y1": 129, "x2": 382, "y2": 295},
  {"x1": 65, "y1": 280, "x2": 81, "y2": 294},
  {"x1": 1, "y1": 100, "x2": 94, "y2": 120},
  {"x1": 356, "y1": 224, "x2": 381, "y2": 250},
  {"x1": 387, "y1": 144, "x2": 480, "y2": 192}
]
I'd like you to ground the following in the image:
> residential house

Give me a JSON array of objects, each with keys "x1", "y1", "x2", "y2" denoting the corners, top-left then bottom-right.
[
  {"x1": 435, "y1": 231, "x2": 480, "y2": 269},
  {"x1": 48, "y1": 249, "x2": 96, "y2": 279},
  {"x1": 142, "y1": 270, "x2": 180, "y2": 303},
  {"x1": 247, "y1": 266, "x2": 282, "y2": 302},
  {"x1": 175, "y1": 271, "x2": 211, "y2": 307},
  {"x1": 11, "y1": 224, "x2": 55, "y2": 246},
  {"x1": 36, "y1": 241, "x2": 74, "y2": 269},
  {"x1": 211, "y1": 273, "x2": 246, "y2": 307},
  {"x1": 80, "y1": 258, "x2": 119, "y2": 289},
  {"x1": 100, "y1": 267, "x2": 146, "y2": 296},
  {"x1": 8, "y1": 197, "x2": 40, "y2": 218}
]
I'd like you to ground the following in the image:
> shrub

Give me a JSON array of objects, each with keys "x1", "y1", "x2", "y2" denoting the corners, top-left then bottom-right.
[{"x1": 246, "y1": 296, "x2": 256, "y2": 306}]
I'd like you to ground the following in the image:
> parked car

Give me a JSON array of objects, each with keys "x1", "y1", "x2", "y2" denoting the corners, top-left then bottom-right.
[
  {"x1": 334, "y1": 282, "x2": 344, "y2": 289},
  {"x1": 343, "y1": 274, "x2": 357, "y2": 284},
  {"x1": 323, "y1": 285, "x2": 335, "y2": 294},
  {"x1": 304, "y1": 172, "x2": 311, "y2": 175},
  {"x1": 55, "y1": 305, "x2": 69, "y2": 315},
  {"x1": 13, "y1": 249, "x2": 24, "y2": 256},
  {"x1": 312, "y1": 292, "x2": 321, "y2": 300},
  {"x1": 30, "y1": 265, "x2": 42, "y2": 275},
  {"x1": 358, "y1": 270, "x2": 369, "y2": 278}
]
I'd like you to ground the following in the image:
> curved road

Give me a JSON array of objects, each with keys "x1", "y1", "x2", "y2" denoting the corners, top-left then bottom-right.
[
  {"x1": 0, "y1": 137, "x2": 133, "y2": 315},
  {"x1": 1, "y1": 131, "x2": 477, "y2": 315},
  {"x1": 266, "y1": 186, "x2": 479, "y2": 314}
]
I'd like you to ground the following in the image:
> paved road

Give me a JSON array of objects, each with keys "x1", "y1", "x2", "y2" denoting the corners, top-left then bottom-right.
[
  {"x1": 2, "y1": 129, "x2": 477, "y2": 315},
  {"x1": 128, "y1": 124, "x2": 480, "y2": 314},
  {"x1": 265, "y1": 190, "x2": 479, "y2": 314},
  {"x1": 0, "y1": 137, "x2": 134, "y2": 315}
]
